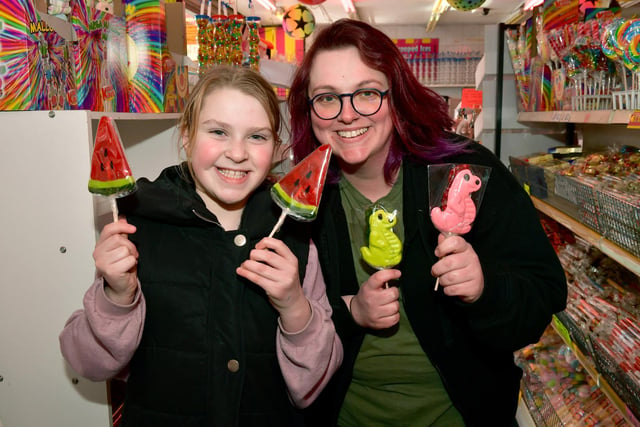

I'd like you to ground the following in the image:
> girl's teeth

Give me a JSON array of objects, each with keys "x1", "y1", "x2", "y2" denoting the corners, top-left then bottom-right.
[{"x1": 219, "y1": 169, "x2": 247, "y2": 179}]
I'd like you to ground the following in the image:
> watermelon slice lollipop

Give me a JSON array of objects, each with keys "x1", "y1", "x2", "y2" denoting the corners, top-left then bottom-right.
[
  {"x1": 88, "y1": 116, "x2": 136, "y2": 222},
  {"x1": 268, "y1": 144, "x2": 332, "y2": 237}
]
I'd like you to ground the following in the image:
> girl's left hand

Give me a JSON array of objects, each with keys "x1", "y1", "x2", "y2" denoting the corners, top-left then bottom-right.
[
  {"x1": 431, "y1": 233, "x2": 484, "y2": 303},
  {"x1": 237, "y1": 237, "x2": 310, "y2": 332}
]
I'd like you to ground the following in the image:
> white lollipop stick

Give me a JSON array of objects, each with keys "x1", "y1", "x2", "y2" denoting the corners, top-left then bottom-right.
[
  {"x1": 110, "y1": 197, "x2": 119, "y2": 223},
  {"x1": 268, "y1": 210, "x2": 288, "y2": 238}
]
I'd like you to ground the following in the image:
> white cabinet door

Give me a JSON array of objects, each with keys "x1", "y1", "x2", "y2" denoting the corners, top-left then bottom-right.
[
  {"x1": 0, "y1": 110, "x2": 110, "y2": 427},
  {"x1": 0, "y1": 110, "x2": 179, "y2": 427}
]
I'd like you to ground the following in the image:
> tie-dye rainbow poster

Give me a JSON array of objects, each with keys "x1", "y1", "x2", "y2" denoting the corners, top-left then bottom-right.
[
  {"x1": 0, "y1": 0, "x2": 75, "y2": 110},
  {"x1": 125, "y1": 0, "x2": 170, "y2": 112},
  {"x1": 71, "y1": 0, "x2": 129, "y2": 112}
]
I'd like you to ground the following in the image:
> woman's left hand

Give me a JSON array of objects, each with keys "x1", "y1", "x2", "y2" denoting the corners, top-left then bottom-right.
[
  {"x1": 431, "y1": 233, "x2": 484, "y2": 303},
  {"x1": 237, "y1": 237, "x2": 311, "y2": 332}
]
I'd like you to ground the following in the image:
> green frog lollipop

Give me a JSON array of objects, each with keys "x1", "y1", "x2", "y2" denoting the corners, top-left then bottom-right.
[{"x1": 360, "y1": 206, "x2": 402, "y2": 270}]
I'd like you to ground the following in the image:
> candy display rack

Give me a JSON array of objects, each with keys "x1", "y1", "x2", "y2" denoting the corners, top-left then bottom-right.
[
  {"x1": 549, "y1": 315, "x2": 640, "y2": 426},
  {"x1": 531, "y1": 197, "x2": 640, "y2": 426},
  {"x1": 496, "y1": 3, "x2": 640, "y2": 424},
  {"x1": 611, "y1": 89, "x2": 640, "y2": 110}
]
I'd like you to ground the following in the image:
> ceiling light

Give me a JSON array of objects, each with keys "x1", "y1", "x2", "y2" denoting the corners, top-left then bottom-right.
[
  {"x1": 255, "y1": 0, "x2": 276, "y2": 11},
  {"x1": 523, "y1": 0, "x2": 543, "y2": 10},
  {"x1": 426, "y1": 0, "x2": 449, "y2": 32},
  {"x1": 341, "y1": 0, "x2": 355, "y2": 14}
]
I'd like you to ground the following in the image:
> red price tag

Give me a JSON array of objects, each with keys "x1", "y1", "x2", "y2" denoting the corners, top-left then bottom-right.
[
  {"x1": 461, "y1": 88, "x2": 482, "y2": 109},
  {"x1": 627, "y1": 110, "x2": 640, "y2": 129}
]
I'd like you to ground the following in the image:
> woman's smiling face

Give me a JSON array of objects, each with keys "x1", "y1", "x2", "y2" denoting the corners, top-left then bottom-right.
[{"x1": 308, "y1": 46, "x2": 394, "y2": 172}]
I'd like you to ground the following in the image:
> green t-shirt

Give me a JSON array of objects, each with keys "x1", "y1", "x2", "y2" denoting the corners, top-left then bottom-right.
[{"x1": 337, "y1": 167, "x2": 464, "y2": 427}]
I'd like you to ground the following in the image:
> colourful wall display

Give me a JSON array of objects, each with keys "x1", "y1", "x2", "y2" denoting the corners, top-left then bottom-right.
[
  {"x1": 0, "y1": 0, "x2": 76, "y2": 110},
  {"x1": 71, "y1": 0, "x2": 129, "y2": 111},
  {"x1": 125, "y1": 0, "x2": 169, "y2": 112},
  {"x1": 261, "y1": 26, "x2": 304, "y2": 98}
]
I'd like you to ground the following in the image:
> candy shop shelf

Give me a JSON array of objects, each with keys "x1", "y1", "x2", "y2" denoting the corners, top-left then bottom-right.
[
  {"x1": 87, "y1": 112, "x2": 181, "y2": 121},
  {"x1": 550, "y1": 317, "x2": 640, "y2": 426},
  {"x1": 429, "y1": 84, "x2": 477, "y2": 88},
  {"x1": 515, "y1": 396, "x2": 536, "y2": 427},
  {"x1": 518, "y1": 110, "x2": 637, "y2": 125},
  {"x1": 531, "y1": 196, "x2": 640, "y2": 276}
]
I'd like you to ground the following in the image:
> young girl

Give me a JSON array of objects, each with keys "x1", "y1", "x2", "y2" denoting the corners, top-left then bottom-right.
[{"x1": 60, "y1": 66, "x2": 342, "y2": 426}]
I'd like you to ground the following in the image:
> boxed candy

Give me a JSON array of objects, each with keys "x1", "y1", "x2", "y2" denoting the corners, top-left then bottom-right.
[
  {"x1": 0, "y1": 0, "x2": 77, "y2": 110},
  {"x1": 124, "y1": 0, "x2": 187, "y2": 113},
  {"x1": 71, "y1": 0, "x2": 129, "y2": 111}
]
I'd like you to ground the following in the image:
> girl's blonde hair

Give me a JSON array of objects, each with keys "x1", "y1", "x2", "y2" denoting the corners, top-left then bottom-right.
[{"x1": 178, "y1": 66, "x2": 282, "y2": 180}]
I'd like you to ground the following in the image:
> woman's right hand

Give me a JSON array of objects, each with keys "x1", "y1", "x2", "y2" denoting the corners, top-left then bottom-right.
[
  {"x1": 349, "y1": 268, "x2": 401, "y2": 329},
  {"x1": 93, "y1": 219, "x2": 139, "y2": 305}
]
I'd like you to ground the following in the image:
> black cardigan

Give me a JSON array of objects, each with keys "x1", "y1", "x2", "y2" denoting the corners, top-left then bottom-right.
[
  {"x1": 117, "y1": 165, "x2": 309, "y2": 426},
  {"x1": 306, "y1": 143, "x2": 567, "y2": 426}
]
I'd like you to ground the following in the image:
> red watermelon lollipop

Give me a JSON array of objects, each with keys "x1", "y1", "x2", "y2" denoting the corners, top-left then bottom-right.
[
  {"x1": 88, "y1": 116, "x2": 136, "y2": 222},
  {"x1": 268, "y1": 144, "x2": 332, "y2": 237}
]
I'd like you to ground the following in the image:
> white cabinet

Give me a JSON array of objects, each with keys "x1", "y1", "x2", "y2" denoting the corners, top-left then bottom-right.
[{"x1": 0, "y1": 110, "x2": 179, "y2": 427}]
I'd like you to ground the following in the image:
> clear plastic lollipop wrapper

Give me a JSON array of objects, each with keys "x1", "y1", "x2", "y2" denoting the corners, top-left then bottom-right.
[
  {"x1": 428, "y1": 163, "x2": 491, "y2": 290},
  {"x1": 268, "y1": 144, "x2": 332, "y2": 237},
  {"x1": 88, "y1": 116, "x2": 137, "y2": 222}
]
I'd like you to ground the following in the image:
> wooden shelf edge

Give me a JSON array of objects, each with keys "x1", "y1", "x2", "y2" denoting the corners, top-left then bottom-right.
[
  {"x1": 89, "y1": 112, "x2": 181, "y2": 121},
  {"x1": 550, "y1": 319, "x2": 640, "y2": 426},
  {"x1": 531, "y1": 196, "x2": 640, "y2": 276},
  {"x1": 515, "y1": 396, "x2": 537, "y2": 427},
  {"x1": 518, "y1": 110, "x2": 635, "y2": 125}
]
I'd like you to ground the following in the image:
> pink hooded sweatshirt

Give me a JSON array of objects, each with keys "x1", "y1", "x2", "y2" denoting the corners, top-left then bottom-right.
[{"x1": 59, "y1": 241, "x2": 342, "y2": 409}]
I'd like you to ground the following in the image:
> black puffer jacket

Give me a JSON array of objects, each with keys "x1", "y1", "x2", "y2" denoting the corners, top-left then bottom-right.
[
  {"x1": 305, "y1": 142, "x2": 567, "y2": 426},
  {"x1": 117, "y1": 164, "x2": 309, "y2": 427}
]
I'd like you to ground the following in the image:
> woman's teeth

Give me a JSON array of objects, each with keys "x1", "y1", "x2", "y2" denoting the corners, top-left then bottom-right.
[{"x1": 338, "y1": 128, "x2": 368, "y2": 138}]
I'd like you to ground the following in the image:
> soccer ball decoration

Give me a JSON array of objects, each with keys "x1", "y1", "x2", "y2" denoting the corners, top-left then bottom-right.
[
  {"x1": 446, "y1": 0, "x2": 486, "y2": 11},
  {"x1": 282, "y1": 4, "x2": 316, "y2": 39}
]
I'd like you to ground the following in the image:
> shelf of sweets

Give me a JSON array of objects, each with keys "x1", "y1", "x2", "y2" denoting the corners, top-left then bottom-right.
[
  {"x1": 0, "y1": 111, "x2": 183, "y2": 121},
  {"x1": 518, "y1": 110, "x2": 640, "y2": 126},
  {"x1": 550, "y1": 317, "x2": 640, "y2": 426},
  {"x1": 532, "y1": 196, "x2": 640, "y2": 277},
  {"x1": 86, "y1": 112, "x2": 181, "y2": 121},
  {"x1": 516, "y1": 325, "x2": 632, "y2": 426},
  {"x1": 515, "y1": 396, "x2": 536, "y2": 427},
  {"x1": 538, "y1": 212, "x2": 640, "y2": 424}
]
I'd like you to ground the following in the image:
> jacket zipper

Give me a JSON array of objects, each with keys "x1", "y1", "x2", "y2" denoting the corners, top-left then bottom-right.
[{"x1": 192, "y1": 209, "x2": 223, "y2": 227}]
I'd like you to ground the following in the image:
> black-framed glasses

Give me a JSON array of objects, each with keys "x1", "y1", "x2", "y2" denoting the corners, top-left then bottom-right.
[{"x1": 308, "y1": 88, "x2": 389, "y2": 120}]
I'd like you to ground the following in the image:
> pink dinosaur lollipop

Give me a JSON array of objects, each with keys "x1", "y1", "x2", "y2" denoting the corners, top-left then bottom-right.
[
  {"x1": 428, "y1": 164, "x2": 490, "y2": 291},
  {"x1": 430, "y1": 168, "x2": 481, "y2": 235}
]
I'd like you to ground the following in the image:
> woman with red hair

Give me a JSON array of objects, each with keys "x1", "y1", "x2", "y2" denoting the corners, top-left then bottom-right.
[{"x1": 287, "y1": 19, "x2": 567, "y2": 426}]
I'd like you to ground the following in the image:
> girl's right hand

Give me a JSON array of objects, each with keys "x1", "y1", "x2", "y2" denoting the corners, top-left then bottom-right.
[
  {"x1": 349, "y1": 268, "x2": 401, "y2": 330},
  {"x1": 93, "y1": 218, "x2": 139, "y2": 305}
]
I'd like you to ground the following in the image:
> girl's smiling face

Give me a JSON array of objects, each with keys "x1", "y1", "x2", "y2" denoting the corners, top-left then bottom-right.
[
  {"x1": 308, "y1": 46, "x2": 394, "y2": 173},
  {"x1": 189, "y1": 87, "x2": 275, "y2": 215}
]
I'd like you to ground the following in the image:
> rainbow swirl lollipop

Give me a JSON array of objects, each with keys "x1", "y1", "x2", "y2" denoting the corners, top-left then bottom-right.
[
  {"x1": 601, "y1": 23, "x2": 619, "y2": 60},
  {"x1": 613, "y1": 19, "x2": 640, "y2": 72},
  {"x1": 623, "y1": 34, "x2": 640, "y2": 72},
  {"x1": 615, "y1": 19, "x2": 640, "y2": 57}
]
